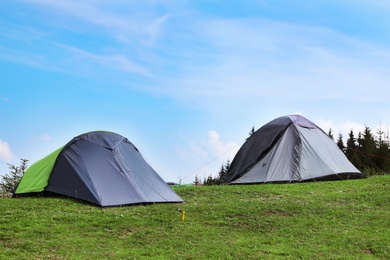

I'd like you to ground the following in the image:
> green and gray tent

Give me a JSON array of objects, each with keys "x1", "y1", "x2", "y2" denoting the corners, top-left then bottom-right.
[{"x1": 14, "y1": 131, "x2": 183, "y2": 207}]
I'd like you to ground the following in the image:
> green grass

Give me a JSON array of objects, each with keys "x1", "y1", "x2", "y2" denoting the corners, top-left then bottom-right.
[{"x1": 1, "y1": 175, "x2": 389, "y2": 259}]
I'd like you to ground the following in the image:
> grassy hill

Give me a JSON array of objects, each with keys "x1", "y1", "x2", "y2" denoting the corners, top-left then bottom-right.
[{"x1": 1, "y1": 175, "x2": 389, "y2": 259}]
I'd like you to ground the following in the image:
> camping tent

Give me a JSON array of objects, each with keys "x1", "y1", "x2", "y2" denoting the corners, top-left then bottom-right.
[
  {"x1": 224, "y1": 115, "x2": 365, "y2": 184},
  {"x1": 14, "y1": 131, "x2": 183, "y2": 206}
]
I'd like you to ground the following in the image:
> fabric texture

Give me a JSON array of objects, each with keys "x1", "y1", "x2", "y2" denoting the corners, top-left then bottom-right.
[
  {"x1": 224, "y1": 115, "x2": 365, "y2": 184},
  {"x1": 15, "y1": 131, "x2": 183, "y2": 206}
]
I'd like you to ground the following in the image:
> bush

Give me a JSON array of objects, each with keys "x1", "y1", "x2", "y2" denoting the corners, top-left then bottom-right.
[{"x1": 0, "y1": 158, "x2": 28, "y2": 197}]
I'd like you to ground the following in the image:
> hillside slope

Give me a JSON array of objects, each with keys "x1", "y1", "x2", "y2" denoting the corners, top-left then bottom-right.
[{"x1": 1, "y1": 175, "x2": 389, "y2": 259}]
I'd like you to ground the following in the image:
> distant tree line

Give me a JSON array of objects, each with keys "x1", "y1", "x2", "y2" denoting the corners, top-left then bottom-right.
[
  {"x1": 194, "y1": 159, "x2": 230, "y2": 186},
  {"x1": 331, "y1": 126, "x2": 390, "y2": 175}
]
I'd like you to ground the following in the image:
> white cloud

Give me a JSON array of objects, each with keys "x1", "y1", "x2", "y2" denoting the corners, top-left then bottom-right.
[
  {"x1": 144, "y1": 14, "x2": 170, "y2": 45},
  {"x1": 57, "y1": 44, "x2": 150, "y2": 76},
  {"x1": 18, "y1": 0, "x2": 170, "y2": 45},
  {"x1": 338, "y1": 121, "x2": 367, "y2": 136},
  {"x1": 0, "y1": 139, "x2": 14, "y2": 162},
  {"x1": 205, "y1": 130, "x2": 239, "y2": 159},
  {"x1": 316, "y1": 119, "x2": 366, "y2": 141},
  {"x1": 1, "y1": 1, "x2": 169, "y2": 77},
  {"x1": 145, "y1": 17, "x2": 390, "y2": 112},
  {"x1": 317, "y1": 118, "x2": 390, "y2": 146},
  {"x1": 8, "y1": 2, "x2": 390, "y2": 108},
  {"x1": 178, "y1": 130, "x2": 240, "y2": 180},
  {"x1": 349, "y1": 0, "x2": 390, "y2": 9},
  {"x1": 32, "y1": 134, "x2": 52, "y2": 142},
  {"x1": 187, "y1": 130, "x2": 239, "y2": 161},
  {"x1": 0, "y1": 45, "x2": 46, "y2": 68}
]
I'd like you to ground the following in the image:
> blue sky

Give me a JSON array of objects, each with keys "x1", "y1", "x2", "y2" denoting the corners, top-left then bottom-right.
[{"x1": 1, "y1": 0, "x2": 390, "y2": 183}]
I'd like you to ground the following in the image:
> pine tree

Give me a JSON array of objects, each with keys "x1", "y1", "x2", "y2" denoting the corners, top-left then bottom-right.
[
  {"x1": 336, "y1": 133, "x2": 345, "y2": 152},
  {"x1": 217, "y1": 159, "x2": 230, "y2": 185},
  {"x1": 328, "y1": 128, "x2": 334, "y2": 141},
  {"x1": 375, "y1": 126, "x2": 390, "y2": 173},
  {"x1": 358, "y1": 127, "x2": 376, "y2": 170},
  {"x1": 225, "y1": 159, "x2": 230, "y2": 173},
  {"x1": 200, "y1": 159, "x2": 231, "y2": 186},
  {"x1": 346, "y1": 130, "x2": 360, "y2": 169},
  {"x1": 249, "y1": 126, "x2": 255, "y2": 137},
  {"x1": 217, "y1": 164, "x2": 226, "y2": 185},
  {"x1": 193, "y1": 175, "x2": 200, "y2": 186},
  {"x1": 0, "y1": 158, "x2": 28, "y2": 197},
  {"x1": 203, "y1": 174, "x2": 214, "y2": 186}
]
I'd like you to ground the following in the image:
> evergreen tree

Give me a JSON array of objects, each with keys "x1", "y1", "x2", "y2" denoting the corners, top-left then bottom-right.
[
  {"x1": 249, "y1": 126, "x2": 255, "y2": 137},
  {"x1": 344, "y1": 126, "x2": 390, "y2": 175},
  {"x1": 217, "y1": 158, "x2": 230, "y2": 185},
  {"x1": 358, "y1": 127, "x2": 377, "y2": 170},
  {"x1": 216, "y1": 164, "x2": 226, "y2": 185},
  {"x1": 203, "y1": 174, "x2": 214, "y2": 186},
  {"x1": 336, "y1": 133, "x2": 345, "y2": 152},
  {"x1": 225, "y1": 159, "x2": 230, "y2": 173},
  {"x1": 0, "y1": 158, "x2": 28, "y2": 197},
  {"x1": 193, "y1": 175, "x2": 200, "y2": 186},
  {"x1": 346, "y1": 130, "x2": 360, "y2": 169},
  {"x1": 201, "y1": 159, "x2": 231, "y2": 186},
  {"x1": 357, "y1": 132, "x2": 363, "y2": 148},
  {"x1": 375, "y1": 126, "x2": 390, "y2": 173},
  {"x1": 328, "y1": 128, "x2": 334, "y2": 141}
]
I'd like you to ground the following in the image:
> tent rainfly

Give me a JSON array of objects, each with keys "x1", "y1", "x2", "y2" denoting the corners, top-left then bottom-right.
[
  {"x1": 224, "y1": 115, "x2": 365, "y2": 184},
  {"x1": 14, "y1": 131, "x2": 183, "y2": 207}
]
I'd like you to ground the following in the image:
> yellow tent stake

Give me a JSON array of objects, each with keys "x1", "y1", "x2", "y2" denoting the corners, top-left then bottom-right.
[{"x1": 181, "y1": 211, "x2": 186, "y2": 222}]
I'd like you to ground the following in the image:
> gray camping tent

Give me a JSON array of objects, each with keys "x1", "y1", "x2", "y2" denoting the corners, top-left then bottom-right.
[
  {"x1": 15, "y1": 131, "x2": 183, "y2": 206},
  {"x1": 224, "y1": 115, "x2": 365, "y2": 184}
]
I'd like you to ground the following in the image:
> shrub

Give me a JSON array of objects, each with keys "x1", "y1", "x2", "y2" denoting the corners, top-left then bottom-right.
[{"x1": 0, "y1": 158, "x2": 28, "y2": 197}]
